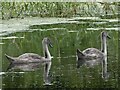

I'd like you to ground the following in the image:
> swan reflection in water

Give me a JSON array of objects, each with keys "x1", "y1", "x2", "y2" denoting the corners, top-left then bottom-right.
[{"x1": 7, "y1": 61, "x2": 52, "y2": 85}]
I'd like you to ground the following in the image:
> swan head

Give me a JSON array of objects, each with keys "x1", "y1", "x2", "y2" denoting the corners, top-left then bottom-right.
[
  {"x1": 101, "y1": 31, "x2": 111, "y2": 39},
  {"x1": 42, "y1": 37, "x2": 53, "y2": 48},
  {"x1": 76, "y1": 49, "x2": 85, "y2": 68}
]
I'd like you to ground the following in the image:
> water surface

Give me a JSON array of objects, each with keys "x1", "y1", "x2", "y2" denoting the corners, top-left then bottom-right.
[{"x1": 1, "y1": 17, "x2": 118, "y2": 88}]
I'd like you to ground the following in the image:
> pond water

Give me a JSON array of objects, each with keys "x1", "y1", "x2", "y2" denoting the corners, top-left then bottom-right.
[{"x1": 1, "y1": 16, "x2": 118, "y2": 88}]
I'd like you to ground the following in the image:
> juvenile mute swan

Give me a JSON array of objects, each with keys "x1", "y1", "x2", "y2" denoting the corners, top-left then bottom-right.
[
  {"x1": 76, "y1": 31, "x2": 111, "y2": 79},
  {"x1": 5, "y1": 37, "x2": 53, "y2": 85}
]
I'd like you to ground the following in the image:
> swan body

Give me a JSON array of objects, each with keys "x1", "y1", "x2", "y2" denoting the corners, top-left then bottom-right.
[
  {"x1": 77, "y1": 48, "x2": 104, "y2": 68},
  {"x1": 5, "y1": 37, "x2": 53, "y2": 64},
  {"x1": 76, "y1": 31, "x2": 110, "y2": 79},
  {"x1": 5, "y1": 53, "x2": 48, "y2": 64}
]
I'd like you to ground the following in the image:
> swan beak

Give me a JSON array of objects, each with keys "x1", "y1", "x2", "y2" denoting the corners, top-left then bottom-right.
[
  {"x1": 49, "y1": 43, "x2": 53, "y2": 48},
  {"x1": 107, "y1": 34, "x2": 111, "y2": 39},
  {"x1": 47, "y1": 38, "x2": 53, "y2": 48}
]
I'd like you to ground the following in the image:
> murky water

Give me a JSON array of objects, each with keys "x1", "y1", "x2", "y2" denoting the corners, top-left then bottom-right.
[{"x1": 1, "y1": 16, "x2": 118, "y2": 88}]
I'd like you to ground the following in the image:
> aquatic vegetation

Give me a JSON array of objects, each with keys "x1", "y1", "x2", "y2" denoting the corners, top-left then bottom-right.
[{"x1": 1, "y1": 2, "x2": 119, "y2": 19}]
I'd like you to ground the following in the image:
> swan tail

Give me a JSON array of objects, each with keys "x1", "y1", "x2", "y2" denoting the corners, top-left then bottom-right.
[
  {"x1": 76, "y1": 49, "x2": 85, "y2": 68},
  {"x1": 76, "y1": 49, "x2": 85, "y2": 58},
  {"x1": 5, "y1": 54, "x2": 15, "y2": 62}
]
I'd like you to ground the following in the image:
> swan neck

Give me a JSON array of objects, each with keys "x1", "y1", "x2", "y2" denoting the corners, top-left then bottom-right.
[
  {"x1": 43, "y1": 42, "x2": 51, "y2": 59},
  {"x1": 101, "y1": 36, "x2": 107, "y2": 55}
]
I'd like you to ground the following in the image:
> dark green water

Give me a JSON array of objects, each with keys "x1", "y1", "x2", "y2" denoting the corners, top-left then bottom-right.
[{"x1": 1, "y1": 18, "x2": 118, "y2": 88}]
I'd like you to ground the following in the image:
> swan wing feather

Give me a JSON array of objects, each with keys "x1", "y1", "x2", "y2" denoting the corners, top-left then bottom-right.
[{"x1": 83, "y1": 48, "x2": 104, "y2": 60}]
